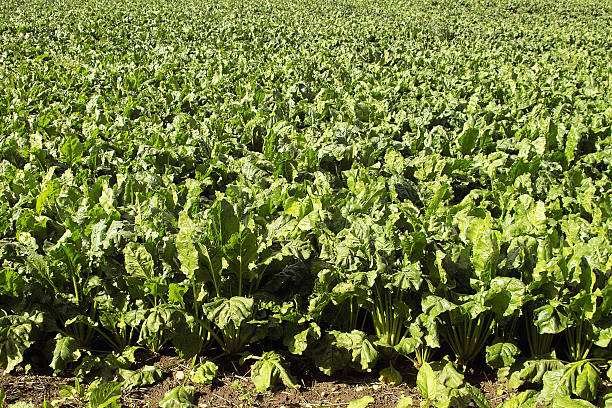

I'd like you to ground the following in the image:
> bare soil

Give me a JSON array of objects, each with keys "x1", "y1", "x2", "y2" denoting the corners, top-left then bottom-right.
[{"x1": 0, "y1": 351, "x2": 517, "y2": 407}]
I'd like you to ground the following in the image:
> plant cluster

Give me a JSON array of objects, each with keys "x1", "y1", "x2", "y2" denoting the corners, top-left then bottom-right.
[{"x1": 0, "y1": 0, "x2": 611, "y2": 406}]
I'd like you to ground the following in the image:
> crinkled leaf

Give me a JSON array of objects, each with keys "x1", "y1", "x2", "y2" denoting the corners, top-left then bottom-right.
[
  {"x1": 119, "y1": 366, "x2": 163, "y2": 389},
  {"x1": 498, "y1": 390, "x2": 539, "y2": 408},
  {"x1": 60, "y1": 134, "x2": 84, "y2": 165},
  {"x1": 508, "y1": 357, "x2": 564, "y2": 388},
  {"x1": 86, "y1": 381, "x2": 121, "y2": 408},
  {"x1": 574, "y1": 362, "x2": 601, "y2": 401},
  {"x1": 485, "y1": 278, "x2": 525, "y2": 318},
  {"x1": 464, "y1": 383, "x2": 491, "y2": 408},
  {"x1": 552, "y1": 395, "x2": 597, "y2": 408},
  {"x1": 50, "y1": 335, "x2": 81, "y2": 371},
  {"x1": 250, "y1": 351, "x2": 298, "y2": 392},
  {"x1": 417, "y1": 361, "x2": 444, "y2": 400},
  {"x1": 347, "y1": 395, "x2": 374, "y2": 408},
  {"x1": 123, "y1": 243, "x2": 154, "y2": 279},
  {"x1": 158, "y1": 385, "x2": 195, "y2": 408},
  {"x1": 540, "y1": 368, "x2": 570, "y2": 402},
  {"x1": 7, "y1": 402, "x2": 35, "y2": 408},
  {"x1": 311, "y1": 330, "x2": 378, "y2": 375},
  {"x1": 486, "y1": 342, "x2": 519, "y2": 370},
  {"x1": 533, "y1": 304, "x2": 569, "y2": 334},
  {"x1": 203, "y1": 296, "x2": 254, "y2": 330},
  {"x1": 395, "y1": 396, "x2": 413, "y2": 408},
  {"x1": 190, "y1": 361, "x2": 218, "y2": 384},
  {"x1": 379, "y1": 364, "x2": 402, "y2": 385}
]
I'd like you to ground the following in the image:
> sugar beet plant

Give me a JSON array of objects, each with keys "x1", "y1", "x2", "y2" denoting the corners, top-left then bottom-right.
[{"x1": 1, "y1": 0, "x2": 611, "y2": 405}]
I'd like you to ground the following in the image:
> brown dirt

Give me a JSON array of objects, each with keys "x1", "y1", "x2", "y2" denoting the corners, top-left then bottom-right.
[{"x1": 0, "y1": 352, "x2": 519, "y2": 407}]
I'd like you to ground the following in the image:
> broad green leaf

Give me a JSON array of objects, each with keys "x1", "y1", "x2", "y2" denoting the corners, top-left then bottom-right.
[
  {"x1": 574, "y1": 362, "x2": 601, "y2": 401},
  {"x1": 158, "y1": 385, "x2": 195, "y2": 408},
  {"x1": 486, "y1": 278, "x2": 525, "y2": 318},
  {"x1": 176, "y1": 212, "x2": 199, "y2": 279},
  {"x1": 464, "y1": 383, "x2": 491, "y2": 408},
  {"x1": 50, "y1": 335, "x2": 80, "y2": 371},
  {"x1": 459, "y1": 127, "x2": 479, "y2": 154},
  {"x1": 533, "y1": 304, "x2": 569, "y2": 334},
  {"x1": 203, "y1": 296, "x2": 254, "y2": 330},
  {"x1": 224, "y1": 229, "x2": 258, "y2": 282},
  {"x1": 395, "y1": 396, "x2": 413, "y2": 408},
  {"x1": 60, "y1": 134, "x2": 84, "y2": 165},
  {"x1": 285, "y1": 323, "x2": 321, "y2": 355},
  {"x1": 565, "y1": 124, "x2": 584, "y2": 164},
  {"x1": 486, "y1": 342, "x2": 519, "y2": 369},
  {"x1": 0, "y1": 315, "x2": 35, "y2": 374},
  {"x1": 498, "y1": 390, "x2": 538, "y2": 408},
  {"x1": 86, "y1": 381, "x2": 121, "y2": 408},
  {"x1": 123, "y1": 243, "x2": 154, "y2": 279},
  {"x1": 417, "y1": 361, "x2": 444, "y2": 400},
  {"x1": 250, "y1": 351, "x2": 299, "y2": 392},
  {"x1": 36, "y1": 181, "x2": 60, "y2": 214},
  {"x1": 347, "y1": 395, "x2": 374, "y2": 408},
  {"x1": 508, "y1": 357, "x2": 563, "y2": 388},
  {"x1": 552, "y1": 395, "x2": 597, "y2": 408},
  {"x1": 7, "y1": 402, "x2": 35, "y2": 408},
  {"x1": 210, "y1": 199, "x2": 239, "y2": 244},
  {"x1": 119, "y1": 366, "x2": 163, "y2": 389},
  {"x1": 379, "y1": 364, "x2": 402, "y2": 385},
  {"x1": 540, "y1": 368, "x2": 570, "y2": 402},
  {"x1": 190, "y1": 361, "x2": 218, "y2": 384},
  {"x1": 311, "y1": 330, "x2": 377, "y2": 375}
]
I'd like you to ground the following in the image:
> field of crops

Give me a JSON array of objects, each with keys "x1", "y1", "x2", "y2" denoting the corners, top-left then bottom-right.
[{"x1": 1, "y1": 0, "x2": 611, "y2": 406}]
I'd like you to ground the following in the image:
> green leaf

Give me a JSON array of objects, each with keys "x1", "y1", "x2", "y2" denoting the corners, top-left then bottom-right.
[
  {"x1": 250, "y1": 351, "x2": 299, "y2": 392},
  {"x1": 36, "y1": 181, "x2": 60, "y2": 215},
  {"x1": 0, "y1": 388, "x2": 5, "y2": 408},
  {"x1": 533, "y1": 304, "x2": 569, "y2": 334},
  {"x1": 7, "y1": 402, "x2": 35, "y2": 408},
  {"x1": 203, "y1": 296, "x2": 254, "y2": 330},
  {"x1": 395, "y1": 396, "x2": 413, "y2": 408},
  {"x1": 459, "y1": 127, "x2": 479, "y2": 154},
  {"x1": 176, "y1": 212, "x2": 199, "y2": 279},
  {"x1": 574, "y1": 362, "x2": 601, "y2": 401},
  {"x1": 224, "y1": 228, "x2": 258, "y2": 282},
  {"x1": 119, "y1": 366, "x2": 163, "y2": 390},
  {"x1": 123, "y1": 243, "x2": 154, "y2": 279},
  {"x1": 190, "y1": 361, "x2": 218, "y2": 384},
  {"x1": 541, "y1": 368, "x2": 570, "y2": 402},
  {"x1": 158, "y1": 385, "x2": 195, "y2": 408},
  {"x1": 285, "y1": 323, "x2": 321, "y2": 355},
  {"x1": 210, "y1": 199, "x2": 239, "y2": 244},
  {"x1": 497, "y1": 390, "x2": 538, "y2": 408},
  {"x1": 50, "y1": 335, "x2": 80, "y2": 371},
  {"x1": 508, "y1": 357, "x2": 563, "y2": 388},
  {"x1": 551, "y1": 395, "x2": 597, "y2": 408},
  {"x1": 60, "y1": 134, "x2": 84, "y2": 165},
  {"x1": 464, "y1": 383, "x2": 491, "y2": 408},
  {"x1": 486, "y1": 342, "x2": 519, "y2": 370},
  {"x1": 565, "y1": 124, "x2": 584, "y2": 164},
  {"x1": 310, "y1": 330, "x2": 378, "y2": 375},
  {"x1": 485, "y1": 278, "x2": 525, "y2": 318},
  {"x1": 86, "y1": 381, "x2": 121, "y2": 408},
  {"x1": 379, "y1": 364, "x2": 402, "y2": 385},
  {"x1": 0, "y1": 315, "x2": 36, "y2": 374},
  {"x1": 417, "y1": 361, "x2": 444, "y2": 400},
  {"x1": 347, "y1": 395, "x2": 374, "y2": 408}
]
